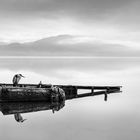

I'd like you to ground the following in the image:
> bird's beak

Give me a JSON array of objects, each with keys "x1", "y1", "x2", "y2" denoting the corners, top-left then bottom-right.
[{"x1": 21, "y1": 75, "x2": 25, "y2": 78}]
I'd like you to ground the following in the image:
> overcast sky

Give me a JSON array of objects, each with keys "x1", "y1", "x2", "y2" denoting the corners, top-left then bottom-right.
[{"x1": 0, "y1": 0, "x2": 139, "y2": 51}]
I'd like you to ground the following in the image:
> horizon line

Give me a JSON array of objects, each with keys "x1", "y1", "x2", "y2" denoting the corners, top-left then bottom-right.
[{"x1": 0, "y1": 56, "x2": 139, "y2": 59}]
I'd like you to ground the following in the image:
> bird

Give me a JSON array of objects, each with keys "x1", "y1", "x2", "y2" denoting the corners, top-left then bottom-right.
[
  {"x1": 37, "y1": 81, "x2": 42, "y2": 88},
  {"x1": 12, "y1": 74, "x2": 25, "y2": 87}
]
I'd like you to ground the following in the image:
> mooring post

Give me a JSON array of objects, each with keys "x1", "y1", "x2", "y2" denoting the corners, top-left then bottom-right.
[
  {"x1": 91, "y1": 87, "x2": 94, "y2": 95},
  {"x1": 104, "y1": 91, "x2": 108, "y2": 101}
]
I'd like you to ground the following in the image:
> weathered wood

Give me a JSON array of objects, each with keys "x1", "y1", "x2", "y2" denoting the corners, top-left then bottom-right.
[{"x1": 0, "y1": 83, "x2": 122, "y2": 102}]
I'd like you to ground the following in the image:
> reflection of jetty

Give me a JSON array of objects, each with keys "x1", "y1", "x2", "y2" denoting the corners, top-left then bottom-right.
[
  {"x1": 0, "y1": 83, "x2": 122, "y2": 102},
  {"x1": 0, "y1": 101, "x2": 65, "y2": 115}
]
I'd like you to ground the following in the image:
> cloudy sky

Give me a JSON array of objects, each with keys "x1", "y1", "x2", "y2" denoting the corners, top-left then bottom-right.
[{"x1": 0, "y1": 0, "x2": 140, "y2": 56}]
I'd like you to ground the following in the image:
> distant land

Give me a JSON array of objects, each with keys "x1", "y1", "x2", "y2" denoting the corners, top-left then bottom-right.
[{"x1": 0, "y1": 35, "x2": 139, "y2": 57}]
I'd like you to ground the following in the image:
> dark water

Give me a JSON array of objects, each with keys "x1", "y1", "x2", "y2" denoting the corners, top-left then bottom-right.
[{"x1": 0, "y1": 57, "x2": 140, "y2": 140}]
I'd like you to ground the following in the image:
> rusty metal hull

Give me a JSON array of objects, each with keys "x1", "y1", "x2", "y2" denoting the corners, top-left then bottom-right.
[
  {"x1": 0, "y1": 84, "x2": 122, "y2": 102},
  {"x1": 0, "y1": 87, "x2": 52, "y2": 102}
]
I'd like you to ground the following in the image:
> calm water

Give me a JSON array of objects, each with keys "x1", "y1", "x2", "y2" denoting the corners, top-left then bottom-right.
[{"x1": 0, "y1": 57, "x2": 140, "y2": 140}]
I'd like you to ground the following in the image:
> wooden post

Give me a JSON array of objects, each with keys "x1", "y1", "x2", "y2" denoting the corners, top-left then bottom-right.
[
  {"x1": 104, "y1": 91, "x2": 108, "y2": 101},
  {"x1": 91, "y1": 87, "x2": 94, "y2": 95}
]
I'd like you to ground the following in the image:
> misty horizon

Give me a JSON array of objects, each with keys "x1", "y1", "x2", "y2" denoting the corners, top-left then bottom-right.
[{"x1": 0, "y1": 35, "x2": 140, "y2": 57}]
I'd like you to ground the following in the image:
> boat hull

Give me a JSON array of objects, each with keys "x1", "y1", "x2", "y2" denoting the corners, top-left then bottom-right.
[
  {"x1": 0, "y1": 84, "x2": 122, "y2": 102},
  {"x1": 0, "y1": 87, "x2": 52, "y2": 102}
]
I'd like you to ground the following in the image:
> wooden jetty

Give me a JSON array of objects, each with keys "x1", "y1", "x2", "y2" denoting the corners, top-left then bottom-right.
[{"x1": 0, "y1": 83, "x2": 122, "y2": 102}]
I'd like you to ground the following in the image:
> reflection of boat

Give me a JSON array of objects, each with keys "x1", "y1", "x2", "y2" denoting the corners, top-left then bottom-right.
[
  {"x1": 0, "y1": 83, "x2": 122, "y2": 102},
  {"x1": 0, "y1": 101, "x2": 65, "y2": 115},
  {"x1": 0, "y1": 101, "x2": 65, "y2": 123}
]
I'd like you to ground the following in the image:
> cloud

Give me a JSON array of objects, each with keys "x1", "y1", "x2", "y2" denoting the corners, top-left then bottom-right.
[
  {"x1": 0, "y1": 0, "x2": 137, "y2": 26},
  {"x1": 0, "y1": 0, "x2": 133, "y2": 17},
  {"x1": 0, "y1": 0, "x2": 138, "y2": 27},
  {"x1": 0, "y1": 35, "x2": 140, "y2": 57},
  {"x1": 0, "y1": 0, "x2": 139, "y2": 49}
]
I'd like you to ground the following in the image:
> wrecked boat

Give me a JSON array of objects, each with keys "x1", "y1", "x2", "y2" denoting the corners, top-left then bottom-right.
[{"x1": 0, "y1": 83, "x2": 122, "y2": 102}]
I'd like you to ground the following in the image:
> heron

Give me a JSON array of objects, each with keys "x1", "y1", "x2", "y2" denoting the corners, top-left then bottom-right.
[{"x1": 12, "y1": 74, "x2": 25, "y2": 87}]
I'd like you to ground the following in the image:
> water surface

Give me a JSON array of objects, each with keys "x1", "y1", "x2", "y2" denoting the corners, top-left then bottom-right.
[{"x1": 0, "y1": 57, "x2": 139, "y2": 140}]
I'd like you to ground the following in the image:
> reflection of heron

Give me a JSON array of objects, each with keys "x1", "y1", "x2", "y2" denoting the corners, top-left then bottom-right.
[
  {"x1": 14, "y1": 113, "x2": 27, "y2": 123},
  {"x1": 12, "y1": 74, "x2": 25, "y2": 86}
]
